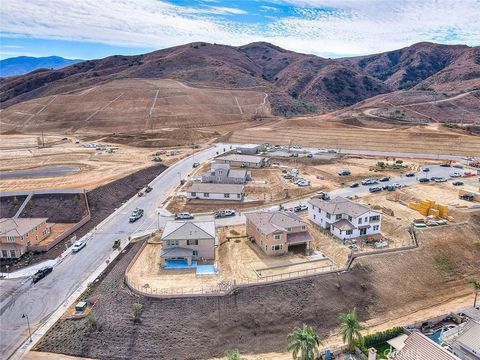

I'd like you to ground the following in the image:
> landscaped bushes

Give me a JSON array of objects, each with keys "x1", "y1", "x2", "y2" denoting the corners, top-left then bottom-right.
[{"x1": 363, "y1": 326, "x2": 404, "y2": 349}]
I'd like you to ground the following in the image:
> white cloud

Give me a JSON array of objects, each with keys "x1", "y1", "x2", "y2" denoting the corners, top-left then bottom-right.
[{"x1": 0, "y1": 0, "x2": 479, "y2": 57}]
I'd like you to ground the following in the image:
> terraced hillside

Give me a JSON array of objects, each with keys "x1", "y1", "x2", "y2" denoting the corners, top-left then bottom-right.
[{"x1": 0, "y1": 79, "x2": 270, "y2": 134}]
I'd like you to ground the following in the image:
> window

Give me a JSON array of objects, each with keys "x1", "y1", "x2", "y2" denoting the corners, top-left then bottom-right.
[
  {"x1": 187, "y1": 239, "x2": 198, "y2": 246},
  {"x1": 348, "y1": 216, "x2": 352, "y2": 221},
  {"x1": 369, "y1": 215, "x2": 380, "y2": 222},
  {"x1": 301, "y1": 225, "x2": 306, "y2": 230},
  {"x1": 192, "y1": 250, "x2": 198, "y2": 256},
  {"x1": 237, "y1": 193, "x2": 241, "y2": 198},
  {"x1": 364, "y1": 217, "x2": 368, "y2": 222},
  {"x1": 191, "y1": 192, "x2": 196, "y2": 197},
  {"x1": 287, "y1": 227, "x2": 292, "y2": 232},
  {"x1": 274, "y1": 234, "x2": 281, "y2": 240},
  {"x1": 10, "y1": 250, "x2": 16, "y2": 258},
  {"x1": 346, "y1": 230, "x2": 353, "y2": 235},
  {"x1": 358, "y1": 218, "x2": 362, "y2": 224},
  {"x1": 336, "y1": 214, "x2": 342, "y2": 220},
  {"x1": 203, "y1": 193, "x2": 209, "y2": 198},
  {"x1": 326, "y1": 213, "x2": 331, "y2": 219},
  {"x1": 224, "y1": 193, "x2": 230, "y2": 198},
  {"x1": 7, "y1": 235, "x2": 14, "y2": 242},
  {"x1": 1, "y1": 250, "x2": 7, "y2": 258},
  {"x1": 166, "y1": 240, "x2": 179, "y2": 246},
  {"x1": 313, "y1": 214, "x2": 316, "y2": 219},
  {"x1": 272, "y1": 244, "x2": 283, "y2": 251},
  {"x1": 373, "y1": 225, "x2": 379, "y2": 231},
  {"x1": 318, "y1": 208, "x2": 321, "y2": 214}
]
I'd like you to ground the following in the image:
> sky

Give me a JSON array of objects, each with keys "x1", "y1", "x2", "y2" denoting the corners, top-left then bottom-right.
[{"x1": 1, "y1": 0, "x2": 479, "y2": 60}]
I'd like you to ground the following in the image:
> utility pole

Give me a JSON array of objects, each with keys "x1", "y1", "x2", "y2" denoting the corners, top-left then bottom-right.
[{"x1": 22, "y1": 314, "x2": 32, "y2": 343}]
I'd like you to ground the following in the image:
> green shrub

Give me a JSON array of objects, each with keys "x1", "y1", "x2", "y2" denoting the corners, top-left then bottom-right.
[{"x1": 363, "y1": 327, "x2": 404, "y2": 349}]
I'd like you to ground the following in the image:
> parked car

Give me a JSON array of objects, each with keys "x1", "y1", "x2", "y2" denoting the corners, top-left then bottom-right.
[
  {"x1": 32, "y1": 266, "x2": 53, "y2": 283},
  {"x1": 405, "y1": 172, "x2": 415, "y2": 177},
  {"x1": 296, "y1": 179, "x2": 311, "y2": 186},
  {"x1": 452, "y1": 181, "x2": 464, "y2": 186},
  {"x1": 460, "y1": 194, "x2": 474, "y2": 201},
  {"x1": 215, "y1": 209, "x2": 235, "y2": 218},
  {"x1": 193, "y1": 162, "x2": 200, "y2": 168},
  {"x1": 350, "y1": 182, "x2": 359, "y2": 188},
  {"x1": 422, "y1": 167, "x2": 430, "y2": 172},
  {"x1": 435, "y1": 177, "x2": 448, "y2": 183},
  {"x1": 129, "y1": 208, "x2": 144, "y2": 222},
  {"x1": 362, "y1": 179, "x2": 378, "y2": 185},
  {"x1": 294, "y1": 204, "x2": 308, "y2": 212},
  {"x1": 452, "y1": 164, "x2": 463, "y2": 169},
  {"x1": 439, "y1": 163, "x2": 451, "y2": 167},
  {"x1": 338, "y1": 170, "x2": 351, "y2": 176},
  {"x1": 419, "y1": 177, "x2": 430, "y2": 183},
  {"x1": 306, "y1": 153, "x2": 313, "y2": 158},
  {"x1": 374, "y1": 240, "x2": 388, "y2": 249},
  {"x1": 379, "y1": 176, "x2": 390, "y2": 182},
  {"x1": 369, "y1": 187, "x2": 382, "y2": 193},
  {"x1": 450, "y1": 172, "x2": 462, "y2": 178},
  {"x1": 175, "y1": 212, "x2": 194, "y2": 220},
  {"x1": 314, "y1": 191, "x2": 330, "y2": 200},
  {"x1": 72, "y1": 240, "x2": 86, "y2": 253}
]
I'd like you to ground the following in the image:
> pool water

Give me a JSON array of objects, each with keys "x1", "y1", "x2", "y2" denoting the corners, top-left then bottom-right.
[
  {"x1": 427, "y1": 329, "x2": 442, "y2": 344},
  {"x1": 196, "y1": 265, "x2": 217, "y2": 275},
  {"x1": 164, "y1": 259, "x2": 198, "y2": 269}
]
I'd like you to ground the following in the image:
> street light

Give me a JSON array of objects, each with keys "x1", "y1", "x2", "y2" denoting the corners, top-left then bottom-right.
[{"x1": 22, "y1": 314, "x2": 32, "y2": 343}]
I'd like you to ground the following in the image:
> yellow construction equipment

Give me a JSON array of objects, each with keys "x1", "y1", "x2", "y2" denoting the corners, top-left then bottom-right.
[{"x1": 408, "y1": 199, "x2": 448, "y2": 219}]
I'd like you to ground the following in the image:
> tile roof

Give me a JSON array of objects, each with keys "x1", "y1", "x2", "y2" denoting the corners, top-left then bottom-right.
[
  {"x1": 441, "y1": 320, "x2": 480, "y2": 357},
  {"x1": 245, "y1": 211, "x2": 308, "y2": 235},
  {"x1": 162, "y1": 221, "x2": 216, "y2": 241},
  {"x1": 331, "y1": 219, "x2": 355, "y2": 231},
  {"x1": 309, "y1": 196, "x2": 378, "y2": 218},
  {"x1": 188, "y1": 183, "x2": 244, "y2": 194},
  {"x1": 216, "y1": 154, "x2": 267, "y2": 164},
  {"x1": 393, "y1": 332, "x2": 460, "y2": 360},
  {"x1": 0, "y1": 218, "x2": 48, "y2": 237}
]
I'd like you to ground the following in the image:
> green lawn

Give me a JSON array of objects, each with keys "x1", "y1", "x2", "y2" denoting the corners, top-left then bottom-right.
[{"x1": 373, "y1": 343, "x2": 392, "y2": 359}]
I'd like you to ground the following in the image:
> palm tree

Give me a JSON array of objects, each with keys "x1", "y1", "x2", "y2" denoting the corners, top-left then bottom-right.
[
  {"x1": 468, "y1": 278, "x2": 480, "y2": 307},
  {"x1": 338, "y1": 308, "x2": 364, "y2": 352},
  {"x1": 225, "y1": 349, "x2": 245, "y2": 360},
  {"x1": 287, "y1": 324, "x2": 322, "y2": 360}
]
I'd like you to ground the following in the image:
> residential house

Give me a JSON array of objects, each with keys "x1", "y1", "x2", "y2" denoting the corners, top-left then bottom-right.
[
  {"x1": 245, "y1": 211, "x2": 313, "y2": 256},
  {"x1": 160, "y1": 221, "x2": 217, "y2": 266},
  {"x1": 0, "y1": 218, "x2": 52, "y2": 259},
  {"x1": 201, "y1": 163, "x2": 250, "y2": 184},
  {"x1": 440, "y1": 320, "x2": 480, "y2": 360},
  {"x1": 187, "y1": 183, "x2": 245, "y2": 201},
  {"x1": 308, "y1": 196, "x2": 382, "y2": 240},
  {"x1": 387, "y1": 332, "x2": 460, "y2": 359},
  {"x1": 236, "y1": 144, "x2": 264, "y2": 155},
  {"x1": 215, "y1": 154, "x2": 270, "y2": 168}
]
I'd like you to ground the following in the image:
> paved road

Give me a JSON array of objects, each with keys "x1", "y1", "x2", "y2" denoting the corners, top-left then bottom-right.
[
  {"x1": 0, "y1": 166, "x2": 80, "y2": 180},
  {"x1": 0, "y1": 144, "x2": 223, "y2": 359}
]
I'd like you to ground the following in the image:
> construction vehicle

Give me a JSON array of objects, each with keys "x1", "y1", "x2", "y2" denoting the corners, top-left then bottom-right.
[
  {"x1": 145, "y1": 185, "x2": 153, "y2": 193},
  {"x1": 314, "y1": 191, "x2": 330, "y2": 200}
]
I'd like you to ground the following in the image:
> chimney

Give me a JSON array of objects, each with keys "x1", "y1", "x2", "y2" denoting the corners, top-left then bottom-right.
[{"x1": 368, "y1": 347, "x2": 377, "y2": 360}]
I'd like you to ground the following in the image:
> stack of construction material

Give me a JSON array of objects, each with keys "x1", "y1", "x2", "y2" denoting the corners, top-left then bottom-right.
[{"x1": 408, "y1": 199, "x2": 448, "y2": 218}]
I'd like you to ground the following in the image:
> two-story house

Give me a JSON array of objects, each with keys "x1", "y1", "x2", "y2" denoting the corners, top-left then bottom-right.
[
  {"x1": 201, "y1": 163, "x2": 250, "y2": 184},
  {"x1": 308, "y1": 196, "x2": 382, "y2": 240},
  {"x1": 245, "y1": 211, "x2": 313, "y2": 256},
  {"x1": 160, "y1": 221, "x2": 217, "y2": 267},
  {"x1": 0, "y1": 218, "x2": 52, "y2": 259}
]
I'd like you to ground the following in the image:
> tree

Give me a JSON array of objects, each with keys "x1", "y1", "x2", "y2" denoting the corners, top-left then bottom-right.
[
  {"x1": 132, "y1": 302, "x2": 143, "y2": 323},
  {"x1": 468, "y1": 279, "x2": 480, "y2": 307},
  {"x1": 287, "y1": 324, "x2": 322, "y2": 360},
  {"x1": 339, "y1": 308, "x2": 364, "y2": 352},
  {"x1": 225, "y1": 349, "x2": 245, "y2": 360}
]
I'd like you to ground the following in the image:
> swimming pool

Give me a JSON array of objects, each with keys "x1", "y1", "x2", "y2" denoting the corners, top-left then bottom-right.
[
  {"x1": 427, "y1": 329, "x2": 442, "y2": 344},
  {"x1": 196, "y1": 265, "x2": 217, "y2": 275},
  {"x1": 164, "y1": 259, "x2": 198, "y2": 269}
]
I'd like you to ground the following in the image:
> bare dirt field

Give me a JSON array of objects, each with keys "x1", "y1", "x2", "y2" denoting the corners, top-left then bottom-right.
[
  {"x1": 0, "y1": 79, "x2": 270, "y2": 134},
  {"x1": 36, "y1": 210, "x2": 480, "y2": 360},
  {"x1": 0, "y1": 134, "x2": 196, "y2": 191},
  {"x1": 227, "y1": 117, "x2": 480, "y2": 156}
]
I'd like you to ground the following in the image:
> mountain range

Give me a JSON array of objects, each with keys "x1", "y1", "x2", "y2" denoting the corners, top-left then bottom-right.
[
  {"x1": 0, "y1": 56, "x2": 82, "y2": 78},
  {"x1": 0, "y1": 41, "x2": 479, "y2": 133}
]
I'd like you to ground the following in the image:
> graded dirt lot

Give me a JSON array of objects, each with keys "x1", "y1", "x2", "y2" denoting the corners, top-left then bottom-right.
[
  {"x1": 228, "y1": 117, "x2": 480, "y2": 156},
  {"x1": 0, "y1": 134, "x2": 196, "y2": 191},
  {"x1": 126, "y1": 226, "x2": 335, "y2": 293},
  {"x1": 36, "y1": 211, "x2": 480, "y2": 360}
]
